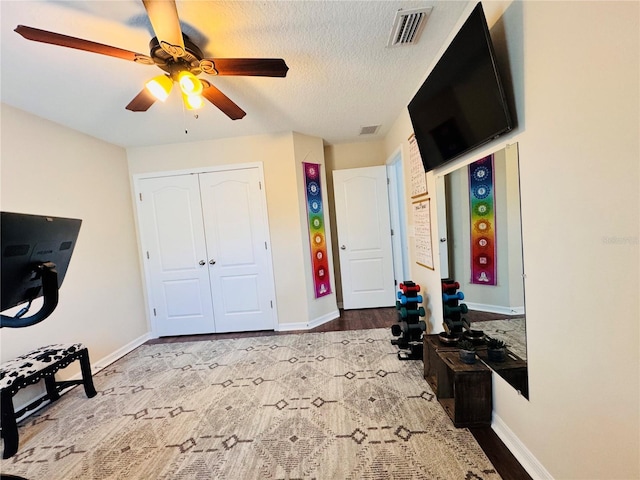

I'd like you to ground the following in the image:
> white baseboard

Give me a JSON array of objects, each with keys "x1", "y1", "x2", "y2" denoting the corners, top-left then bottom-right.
[
  {"x1": 492, "y1": 413, "x2": 553, "y2": 479},
  {"x1": 465, "y1": 302, "x2": 525, "y2": 316},
  {"x1": 276, "y1": 322, "x2": 308, "y2": 332},
  {"x1": 308, "y1": 309, "x2": 340, "y2": 329},
  {"x1": 276, "y1": 309, "x2": 340, "y2": 332},
  {"x1": 91, "y1": 332, "x2": 153, "y2": 373}
]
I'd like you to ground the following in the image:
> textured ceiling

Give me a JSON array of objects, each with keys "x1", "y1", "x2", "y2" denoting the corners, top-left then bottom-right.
[{"x1": 1, "y1": 1, "x2": 470, "y2": 148}]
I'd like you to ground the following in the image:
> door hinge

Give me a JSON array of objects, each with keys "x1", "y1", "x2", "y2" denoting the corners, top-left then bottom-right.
[
  {"x1": 394, "y1": 279, "x2": 398, "y2": 286},
  {"x1": 270, "y1": 300, "x2": 273, "y2": 309},
  {"x1": 153, "y1": 308, "x2": 157, "y2": 316},
  {"x1": 139, "y1": 193, "x2": 143, "y2": 201},
  {"x1": 387, "y1": 178, "x2": 390, "y2": 185},
  {"x1": 265, "y1": 241, "x2": 268, "y2": 250},
  {"x1": 259, "y1": 181, "x2": 262, "y2": 190},
  {"x1": 146, "y1": 251, "x2": 150, "y2": 259},
  {"x1": 391, "y1": 228, "x2": 394, "y2": 236}
]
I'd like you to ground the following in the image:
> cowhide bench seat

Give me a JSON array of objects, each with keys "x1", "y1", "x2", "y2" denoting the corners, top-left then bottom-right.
[{"x1": 0, "y1": 343, "x2": 97, "y2": 459}]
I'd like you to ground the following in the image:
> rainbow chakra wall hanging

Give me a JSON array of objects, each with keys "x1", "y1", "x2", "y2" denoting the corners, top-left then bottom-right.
[
  {"x1": 303, "y1": 162, "x2": 332, "y2": 298},
  {"x1": 469, "y1": 155, "x2": 497, "y2": 285}
]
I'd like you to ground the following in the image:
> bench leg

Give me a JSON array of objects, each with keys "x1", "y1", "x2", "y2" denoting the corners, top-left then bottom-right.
[
  {"x1": 79, "y1": 348, "x2": 97, "y2": 398},
  {"x1": 1, "y1": 390, "x2": 19, "y2": 459},
  {"x1": 44, "y1": 374, "x2": 60, "y2": 402}
]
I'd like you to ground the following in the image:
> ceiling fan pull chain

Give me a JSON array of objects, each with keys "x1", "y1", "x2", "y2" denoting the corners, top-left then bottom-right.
[{"x1": 181, "y1": 100, "x2": 188, "y2": 135}]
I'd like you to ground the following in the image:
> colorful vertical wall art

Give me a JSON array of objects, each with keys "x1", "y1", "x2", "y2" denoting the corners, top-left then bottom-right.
[
  {"x1": 469, "y1": 155, "x2": 497, "y2": 285},
  {"x1": 303, "y1": 162, "x2": 332, "y2": 298}
]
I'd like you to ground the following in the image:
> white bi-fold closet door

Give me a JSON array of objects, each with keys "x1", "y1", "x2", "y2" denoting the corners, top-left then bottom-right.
[{"x1": 137, "y1": 166, "x2": 276, "y2": 336}]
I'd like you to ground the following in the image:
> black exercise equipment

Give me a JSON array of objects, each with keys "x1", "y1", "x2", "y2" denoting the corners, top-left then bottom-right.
[{"x1": 390, "y1": 280, "x2": 426, "y2": 360}]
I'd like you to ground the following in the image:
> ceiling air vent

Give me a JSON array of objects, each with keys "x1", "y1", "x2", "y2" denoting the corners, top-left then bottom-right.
[
  {"x1": 387, "y1": 7, "x2": 433, "y2": 47},
  {"x1": 360, "y1": 125, "x2": 381, "y2": 136}
]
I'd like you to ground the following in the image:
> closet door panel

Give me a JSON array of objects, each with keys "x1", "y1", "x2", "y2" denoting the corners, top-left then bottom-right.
[
  {"x1": 139, "y1": 175, "x2": 216, "y2": 336},
  {"x1": 199, "y1": 168, "x2": 274, "y2": 332}
]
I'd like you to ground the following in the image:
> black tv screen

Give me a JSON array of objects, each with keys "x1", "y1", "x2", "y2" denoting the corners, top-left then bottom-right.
[
  {"x1": 1, "y1": 211, "x2": 82, "y2": 312},
  {"x1": 408, "y1": 3, "x2": 513, "y2": 172}
]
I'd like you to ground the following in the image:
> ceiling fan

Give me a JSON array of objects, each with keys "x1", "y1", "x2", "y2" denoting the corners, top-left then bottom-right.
[{"x1": 14, "y1": 0, "x2": 289, "y2": 120}]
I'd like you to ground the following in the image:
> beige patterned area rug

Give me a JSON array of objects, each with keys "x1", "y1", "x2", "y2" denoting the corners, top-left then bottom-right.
[
  {"x1": 1, "y1": 329, "x2": 501, "y2": 479},
  {"x1": 472, "y1": 319, "x2": 527, "y2": 360}
]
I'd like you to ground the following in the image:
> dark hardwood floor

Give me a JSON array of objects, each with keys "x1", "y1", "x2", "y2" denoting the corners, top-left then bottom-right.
[
  {"x1": 147, "y1": 307, "x2": 532, "y2": 480},
  {"x1": 466, "y1": 309, "x2": 526, "y2": 323}
]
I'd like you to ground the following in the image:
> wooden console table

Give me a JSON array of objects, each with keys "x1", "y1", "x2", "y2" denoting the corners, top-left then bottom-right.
[{"x1": 423, "y1": 335, "x2": 492, "y2": 427}]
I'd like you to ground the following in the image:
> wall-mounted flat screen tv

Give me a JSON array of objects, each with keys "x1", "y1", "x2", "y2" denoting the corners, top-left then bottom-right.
[{"x1": 408, "y1": 3, "x2": 513, "y2": 172}]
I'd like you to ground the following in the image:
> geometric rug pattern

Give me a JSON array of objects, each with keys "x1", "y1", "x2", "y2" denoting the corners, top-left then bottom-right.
[
  {"x1": 472, "y1": 318, "x2": 527, "y2": 360},
  {"x1": 1, "y1": 329, "x2": 501, "y2": 479}
]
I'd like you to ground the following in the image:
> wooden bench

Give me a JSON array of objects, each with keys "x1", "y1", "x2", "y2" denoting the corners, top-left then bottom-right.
[{"x1": 0, "y1": 343, "x2": 97, "y2": 459}]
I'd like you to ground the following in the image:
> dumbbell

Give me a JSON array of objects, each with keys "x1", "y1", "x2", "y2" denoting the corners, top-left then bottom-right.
[
  {"x1": 441, "y1": 281, "x2": 460, "y2": 291},
  {"x1": 399, "y1": 282, "x2": 421, "y2": 293},
  {"x1": 399, "y1": 306, "x2": 426, "y2": 318},
  {"x1": 391, "y1": 320, "x2": 426, "y2": 336},
  {"x1": 397, "y1": 291, "x2": 419, "y2": 300},
  {"x1": 391, "y1": 337, "x2": 409, "y2": 349},
  {"x1": 444, "y1": 304, "x2": 468, "y2": 316},
  {"x1": 442, "y1": 292, "x2": 464, "y2": 302},
  {"x1": 444, "y1": 318, "x2": 465, "y2": 333},
  {"x1": 398, "y1": 294, "x2": 423, "y2": 305}
]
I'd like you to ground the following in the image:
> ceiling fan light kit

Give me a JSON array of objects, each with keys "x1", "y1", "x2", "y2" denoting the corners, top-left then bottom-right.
[
  {"x1": 145, "y1": 75, "x2": 173, "y2": 102},
  {"x1": 14, "y1": 0, "x2": 289, "y2": 120},
  {"x1": 178, "y1": 71, "x2": 203, "y2": 96},
  {"x1": 183, "y1": 92, "x2": 204, "y2": 111}
]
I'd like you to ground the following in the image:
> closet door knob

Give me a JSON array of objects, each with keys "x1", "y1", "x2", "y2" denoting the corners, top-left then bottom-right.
[
  {"x1": 340, "y1": 245, "x2": 346, "y2": 250},
  {"x1": 209, "y1": 259, "x2": 216, "y2": 265},
  {"x1": 199, "y1": 260, "x2": 206, "y2": 266}
]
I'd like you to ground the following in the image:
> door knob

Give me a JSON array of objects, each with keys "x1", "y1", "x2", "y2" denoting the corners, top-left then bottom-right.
[
  {"x1": 209, "y1": 259, "x2": 216, "y2": 265},
  {"x1": 199, "y1": 260, "x2": 206, "y2": 266},
  {"x1": 340, "y1": 245, "x2": 346, "y2": 250},
  {"x1": 440, "y1": 238, "x2": 447, "y2": 242}
]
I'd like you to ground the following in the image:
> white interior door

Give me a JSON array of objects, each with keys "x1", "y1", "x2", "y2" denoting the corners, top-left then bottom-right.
[
  {"x1": 199, "y1": 168, "x2": 274, "y2": 332},
  {"x1": 333, "y1": 166, "x2": 396, "y2": 309},
  {"x1": 139, "y1": 175, "x2": 216, "y2": 336}
]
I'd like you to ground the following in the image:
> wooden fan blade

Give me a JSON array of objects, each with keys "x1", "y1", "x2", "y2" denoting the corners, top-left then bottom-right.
[
  {"x1": 200, "y1": 58, "x2": 289, "y2": 77},
  {"x1": 201, "y1": 81, "x2": 246, "y2": 120},
  {"x1": 14, "y1": 25, "x2": 154, "y2": 64},
  {"x1": 142, "y1": 0, "x2": 185, "y2": 58},
  {"x1": 126, "y1": 88, "x2": 157, "y2": 112}
]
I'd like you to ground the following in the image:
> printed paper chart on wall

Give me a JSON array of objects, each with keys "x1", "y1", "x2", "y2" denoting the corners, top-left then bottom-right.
[
  {"x1": 409, "y1": 134, "x2": 428, "y2": 198},
  {"x1": 303, "y1": 162, "x2": 332, "y2": 298},
  {"x1": 413, "y1": 198, "x2": 434, "y2": 270}
]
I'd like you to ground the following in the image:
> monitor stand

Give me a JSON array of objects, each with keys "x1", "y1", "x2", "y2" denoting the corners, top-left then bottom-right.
[{"x1": 0, "y1": 262, "x2": 59, "y2": 328}]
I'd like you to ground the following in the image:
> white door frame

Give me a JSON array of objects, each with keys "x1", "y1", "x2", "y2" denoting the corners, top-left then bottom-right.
[
  {"x1": 133, "y1": 162, "x2": 278, "y2": 337},
  {"x1": 435, "y1": 175, "x2": 450, "y2": 279},
  {"x1": 386, "y1": 147, "x2": 410, "y2": 286}
]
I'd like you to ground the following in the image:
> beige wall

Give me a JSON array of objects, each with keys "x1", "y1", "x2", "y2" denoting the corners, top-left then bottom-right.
[
  {"x1": 384, "y1": 2, "x2": 639, "y2": 478},
  {"x1": 0, "y1": 104, "x2": 149, "y2": 398},
  {"x1": 127, "y1": 132, "x2": 338, "y2": 329}
]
